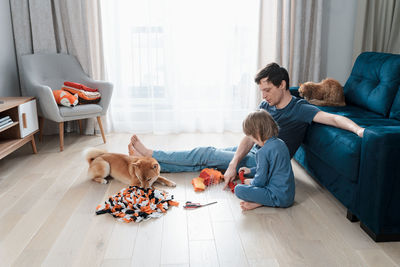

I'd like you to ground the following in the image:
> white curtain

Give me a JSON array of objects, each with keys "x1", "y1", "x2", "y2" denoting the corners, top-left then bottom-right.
[
  {"x1": 101, "y1": 0, "x2": 260, "y2": 134},
  {"x1": 10, "y1": 0, "x2": 106, "y2": 135}
]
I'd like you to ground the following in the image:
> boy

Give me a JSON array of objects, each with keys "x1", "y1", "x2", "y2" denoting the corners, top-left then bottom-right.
[{"x1": 235, "y1": 109, "x2": 294, "y2": 211}]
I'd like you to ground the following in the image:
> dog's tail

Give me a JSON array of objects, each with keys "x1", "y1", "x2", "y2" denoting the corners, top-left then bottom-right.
[{"x1": 84, "y1": 147, "x2": 107, "y2": 164}]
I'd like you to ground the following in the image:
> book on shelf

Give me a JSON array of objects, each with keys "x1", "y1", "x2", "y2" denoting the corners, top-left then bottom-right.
[
  {"x1": 0, "y1": 120, "x2": 13, "y2": 130},
  {"x1": 0, "y1": 117, "x2": 12, "y2": 126},
  {"x1": 0, "y1": 116, "x2": 11, "y2": 123}
]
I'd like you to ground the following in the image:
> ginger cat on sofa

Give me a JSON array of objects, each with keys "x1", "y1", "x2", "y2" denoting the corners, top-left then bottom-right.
[{"x1": 299, "y1": 78, "x2": 346, "y2": 106}]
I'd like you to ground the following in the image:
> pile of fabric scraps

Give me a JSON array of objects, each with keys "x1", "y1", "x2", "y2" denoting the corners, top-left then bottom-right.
[
  {"x1": 96, "y1": 186, "x2": 179, "y2": 223},
  {"x1": 191, "y1": 168, "x2": 224, "y2": 192},
  {"x1": 62, "y1": 81, "x2": 101, "y2": 104}
]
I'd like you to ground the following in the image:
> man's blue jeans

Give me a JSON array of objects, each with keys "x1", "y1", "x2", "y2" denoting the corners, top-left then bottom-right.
[{"x1": 152, "y1": 146, "x2": 258, "y2": 173}]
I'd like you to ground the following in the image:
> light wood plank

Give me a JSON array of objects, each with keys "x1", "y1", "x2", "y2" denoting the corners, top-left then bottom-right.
[
  {"x1": 357, "y1": 248, "x2": 398, "y2": 267},
  {"x1": 0, "y1": 133, "x2": 398, "y2": 267},
  {"x1": 160, "y1": 203, "x2": 189, "y2": 265},
  {"x1": 101, "y1": 258, "x2": 131, "y2": 267},
  {"x1": 130, "y1": 217, "x2": 164, "y2": 267},
  {"x1": 189, "y1": 240, "x2": 219, "y2": 267},
  {"x1": 41, "y1": 183, "x2": 108, "y2": 267},
  {"x1": 72, "y1": 180, "x2": 126, "y2": 267},
  {"x1": 0, "y1": 166, "x2": 87, "y2": 266},
  {"x1": 212, "y1": 221, "x2": 248, "y2": 267}
]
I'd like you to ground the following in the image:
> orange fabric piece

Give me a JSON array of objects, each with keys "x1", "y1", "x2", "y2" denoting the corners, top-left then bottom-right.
[
  {"x1": 64, "y1": 81, "x2": 98, "y2": 92},
  {"x1": 62, "y1": 86, "x2": 101, "y2": 101},
  {"x1": 192, "y1": 177, "x2": 206, "y2": 192},
  {"x1": 157, "y1": 203, "x2": 166, "y2": 213},
  {"x1": 52, "y1": 89, "x2": 78, "y2": 107},
  {"x1": 199, "y1": 168, "x2": 224, "y2": 186},
  {"x1": 168, "y1": 200, "x2": 179, "y2": 206}
]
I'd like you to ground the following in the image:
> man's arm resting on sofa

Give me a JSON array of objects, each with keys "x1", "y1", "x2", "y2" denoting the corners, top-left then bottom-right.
[{"x1": 313, "y1": 111, "x2": 365, "y2": 137}]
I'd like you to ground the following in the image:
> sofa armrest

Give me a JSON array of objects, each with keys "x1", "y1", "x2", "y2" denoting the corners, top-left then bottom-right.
[
  {"x1": 27, "y1": 83, "x2": 63, "y2": 122},
  {"x1": 289, "y1": 86, "x2": 300, "y2": 97},
  {"x1": 356, "y1": 126, "x2": 400, "y2": 236},
  {"x1": 81, "y1": 77, "x2": 114, "y2": 115}
]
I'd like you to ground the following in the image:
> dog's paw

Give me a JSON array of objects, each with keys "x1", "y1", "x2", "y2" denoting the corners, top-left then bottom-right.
[
  {"x1": 101, "y1": 179, "x2": 109, "y2": 184},
  {"x1": 169, "y1": 181, "x2": 177, "y2": 187}
]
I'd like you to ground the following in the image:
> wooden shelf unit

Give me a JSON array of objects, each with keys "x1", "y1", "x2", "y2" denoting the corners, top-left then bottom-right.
[{"x1": 0, "y1": 97, "x2": 39, "y2": 160}]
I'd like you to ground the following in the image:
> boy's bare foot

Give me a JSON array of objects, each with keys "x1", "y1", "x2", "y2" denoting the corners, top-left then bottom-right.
[
  {"x1": 244, "y1": 179, "x2": 253, "y2": 185},
  {"x1": 128, "y1": 143, "x2": 143, "y2": 157},
  {"x1": 130, "y1": 135, "x2": 153, "y2": 157},
  {"x1": 240, "y1": 201, "x2": 262, "y2": 211}
]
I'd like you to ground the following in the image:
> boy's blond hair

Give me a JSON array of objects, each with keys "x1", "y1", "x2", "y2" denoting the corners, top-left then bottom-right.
[{"x1": 242, "y1": 110, "x2": 279, "y2": 142}]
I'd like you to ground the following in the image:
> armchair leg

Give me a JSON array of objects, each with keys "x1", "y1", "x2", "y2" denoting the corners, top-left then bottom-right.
[
  {"x1": 78, "y1": 120, "x2": 83, "y2": 135},
  {"x1": 97, "y1": 116, "x2": 106, "y2": 144},
  {"x1": 59, "y1": 122, "x2": 64, "y2": 151},
  {"x1": 39, "y1": 117, "x2": 44, "y2": 142}
]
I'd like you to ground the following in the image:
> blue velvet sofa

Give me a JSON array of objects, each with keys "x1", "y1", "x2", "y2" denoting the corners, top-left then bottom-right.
[{"x1": 292, "y1": 52, "x2": 400, "y2": 242}]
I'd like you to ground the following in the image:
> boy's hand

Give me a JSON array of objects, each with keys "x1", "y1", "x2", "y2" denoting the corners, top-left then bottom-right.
[{"x1": 238, "y1": 167, "x2": 250, "y2": 175}]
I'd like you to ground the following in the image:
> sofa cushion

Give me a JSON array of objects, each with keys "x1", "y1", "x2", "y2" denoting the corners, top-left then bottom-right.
[
  {"x1": 59, "y1": 104, "x2": 102, "y2": 117},
  {"x1": 318, "y1": 105, "x2": 400, "y2": 127},
  {"x1": 344, "y1": 52, "x2": 400, "y2": 116},
  {"x1": 303, "y1": 123, "x2": 361, "y2": 183},
  {"x1": 389, "y1": 86, "x2": 400, "y2": 121},
  {"x1": 318, "y1": 105, "x2": 382, "y2": 119}
]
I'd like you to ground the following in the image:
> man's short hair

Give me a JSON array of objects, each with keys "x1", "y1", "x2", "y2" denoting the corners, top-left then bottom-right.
[{"x1": 254, "y1": 63, "x2": 290, "y2": 90}]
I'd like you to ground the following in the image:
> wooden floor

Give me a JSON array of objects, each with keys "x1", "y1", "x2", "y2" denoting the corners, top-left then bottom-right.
[{"x1": 0, "y1": 132, "x2": 399, "y2": 267}]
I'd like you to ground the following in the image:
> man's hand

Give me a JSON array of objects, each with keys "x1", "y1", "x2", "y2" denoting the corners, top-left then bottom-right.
[
  {"x1": 357, "y1": 127, "x2": 365, "y2": 138},
  {"x1": 223, "y1": 165, "x2": 237, "y2": 190}
]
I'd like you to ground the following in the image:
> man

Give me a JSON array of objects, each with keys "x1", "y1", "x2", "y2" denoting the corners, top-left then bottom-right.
[{"x1": 129, "y1": 63, "x2": 365, "y2": 189}]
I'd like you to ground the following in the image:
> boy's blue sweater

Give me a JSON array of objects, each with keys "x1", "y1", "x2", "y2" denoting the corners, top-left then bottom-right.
[{"x1": 250, "y1": 137, "x2": 295, "y2": 207}]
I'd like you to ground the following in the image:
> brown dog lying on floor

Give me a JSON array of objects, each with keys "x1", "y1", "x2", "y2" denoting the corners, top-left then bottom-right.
[{"x1": 85, "y1": 148, "x2": 176, "y2": 189}]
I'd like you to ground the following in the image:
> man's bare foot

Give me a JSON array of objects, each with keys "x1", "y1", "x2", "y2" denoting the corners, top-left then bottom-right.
[
  {"x1": 130, "y1": 135, "x2": 153, "y2": 157},
  {"x1": 128, "y1": 143, "x2": 144, "y2": 157},
  {"x1": 240, "y1": 201, "x2": 262, "y2": 211}
]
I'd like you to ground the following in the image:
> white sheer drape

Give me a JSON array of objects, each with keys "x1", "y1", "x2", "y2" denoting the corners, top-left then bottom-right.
[
  {"x1": 10, "y1": 0, "x2": 104, "y2": 135},
  {"x1": 101, "y1": 0, "x2": 260, "y2": 134}
]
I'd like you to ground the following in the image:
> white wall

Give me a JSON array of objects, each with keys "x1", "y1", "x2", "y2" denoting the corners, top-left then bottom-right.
[
  {"x1": 321, "y1": 0, "x2": 358, "y2": 85},
  {"x1": 0, "y1": 0, "x2": 20, "y2": 97}
]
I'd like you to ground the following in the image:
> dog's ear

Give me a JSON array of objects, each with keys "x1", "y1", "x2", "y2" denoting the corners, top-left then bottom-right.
[
  {"x1": 129, "y1": 160, "x2": 141, "y2": 176},
  {"x1": 130, "y1": 159, "x2": 142, "y2": 167}
]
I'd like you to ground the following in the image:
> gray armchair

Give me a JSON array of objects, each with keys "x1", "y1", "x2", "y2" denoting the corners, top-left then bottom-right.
[{"x1": 19, "y1": 53, "x2": 113, "y2": 151}]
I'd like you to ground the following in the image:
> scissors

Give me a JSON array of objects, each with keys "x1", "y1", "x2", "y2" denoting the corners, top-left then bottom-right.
[{"x1": 183, "y1": 201, "x2": 217, "y2": 209}]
